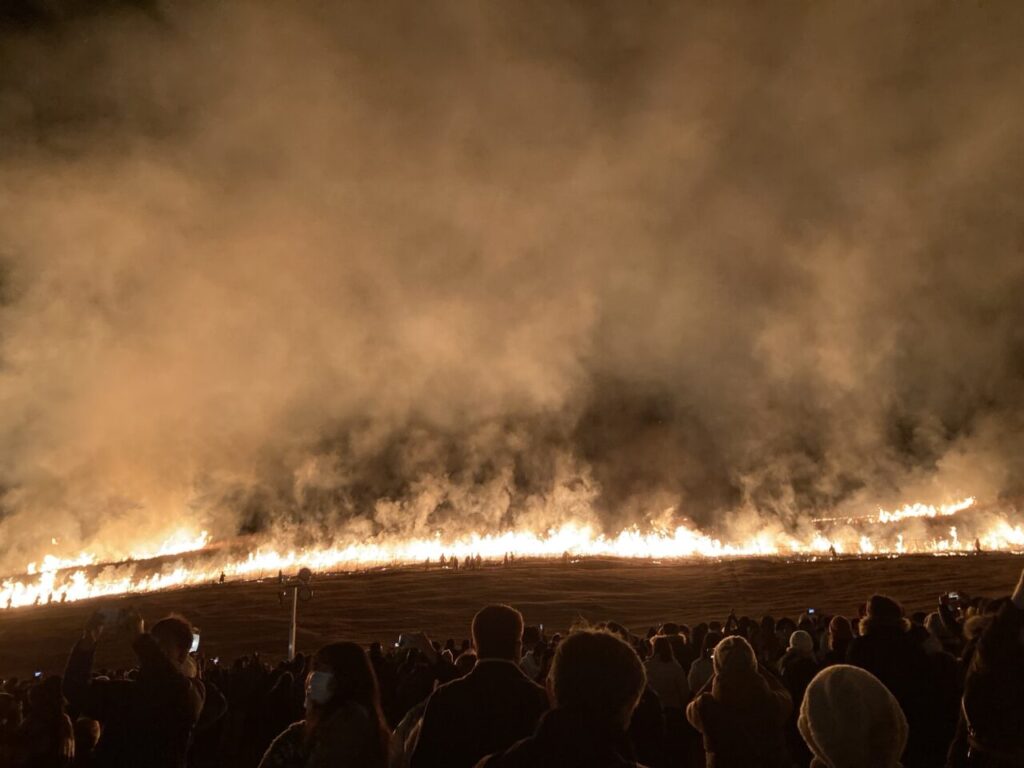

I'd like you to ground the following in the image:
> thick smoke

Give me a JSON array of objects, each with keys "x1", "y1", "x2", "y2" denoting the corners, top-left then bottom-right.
[{"x1": 1, "y1": 1, "x2": 1023, "y2": 571}]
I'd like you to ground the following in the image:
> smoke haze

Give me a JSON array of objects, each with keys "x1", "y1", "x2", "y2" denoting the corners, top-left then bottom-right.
[{"x1": 1, "y1": 1, "x2": 1023, "y2": 571}]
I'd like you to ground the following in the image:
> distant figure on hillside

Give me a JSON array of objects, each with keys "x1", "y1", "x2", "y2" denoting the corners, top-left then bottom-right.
[
  {"x1": 478, "y1": 629, "x2": 648, "y2": 767},
  {"x1": 451, "y1": 556, "x2": 459, "y2": 571},
  {"x1": 219, "y1": 572, "x2": 226, "y2": 584},
  {"x1": 974, "y1": 537, "x2": 983, "y2": 554},
  {"x1": 411, "y1": 605, "x2": 547, "y2": 768},
  {"x1": 828, "y1": 544, "x2": 837, "y2": 559}
]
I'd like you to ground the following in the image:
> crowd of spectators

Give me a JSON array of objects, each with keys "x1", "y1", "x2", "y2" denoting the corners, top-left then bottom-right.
[{"x1": 2, "y1": 564, "x2": 1023, "y2": 768}]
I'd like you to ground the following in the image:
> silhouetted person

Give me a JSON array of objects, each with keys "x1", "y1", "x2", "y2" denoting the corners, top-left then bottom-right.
[
  {"x1": 778, "y1": 630, "x2": 819, "y2": 767},
  {"x1": 686, "y1": 635, "x2": 791, "y2": 768},
  {"x1": 63, "y1": 611, "x2": 205, "y2": 768},
  {"x1": 411, "y1": 605, "x2": 547, "y2": 768},
  {"x1": 688, "y1": 630, "x2": 723, "y2": 693},
  {"x1": 259, "y1": 642, "x2": 389, "y2": 768},
  {"x1": 13, "y1": 676, "x2": 74, "y2": 767},
  {"x1": 798, "y1": 665, "x2": 907, "y2": 768},
  {"x1": 0, "y1": 691, "x2": 22, "y2": 766},
  {"x1": 948, "y1": 567, "x2": 1024, "y2": 767},
  {"x1": 645, "y1": 635, "x2": 689, "y2": 711},
  {"x1": 846, "y1": 595, "x2": 934, "y2": 767},
  {"x1": 820, "y1": 616, "x2": 854, "y2": 667},
  {"x1": 477, "y1": 628, "x2": 648, "y2": 767},
  {"x1": 72, "y1": 718, "x2": 100, "y2": 768}
]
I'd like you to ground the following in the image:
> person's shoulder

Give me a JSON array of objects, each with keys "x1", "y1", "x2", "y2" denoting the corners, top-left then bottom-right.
[
  {"x1": 473, "y1": 734, "x2": 540, "y2": 768},
  {"x1": 424, "y1": 670, "x2": 472, "y2": 709},
  {"x1": 259, "y1": 721, "x2": 305, "y2": 767}
]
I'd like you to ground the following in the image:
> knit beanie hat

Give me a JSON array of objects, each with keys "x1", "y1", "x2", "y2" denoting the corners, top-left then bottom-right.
[
  {"x1": 789, "y1": 629, "x2": 815, "y2": 654},
  {"x1": 712, "y1": 635, "x2": 757, "y2": 674},
  {"x1": 798, "y1": 664, "x2": 907, "y2": 768}
]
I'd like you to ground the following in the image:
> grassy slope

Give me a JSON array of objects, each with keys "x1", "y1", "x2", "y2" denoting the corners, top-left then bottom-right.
[{"x1": 2, "y1": 552, "x2": 1020, "y2": 676}]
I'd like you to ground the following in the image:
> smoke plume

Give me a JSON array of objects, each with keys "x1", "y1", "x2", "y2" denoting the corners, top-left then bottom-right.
[{"x1": 1, "y1": 1, "x2": 1023, "y2": 571}]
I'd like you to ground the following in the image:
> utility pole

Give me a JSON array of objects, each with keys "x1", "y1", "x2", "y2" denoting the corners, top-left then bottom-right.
[{"x1": 279, "y1": 567, "x2": 313, "y2": 661}]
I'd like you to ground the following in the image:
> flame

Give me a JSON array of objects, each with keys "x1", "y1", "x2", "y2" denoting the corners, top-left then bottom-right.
[
  {"x1": 875, "y1": 497, "x2": 976, "y2": 524},
  {"x1": 1, "y1": 496, "x2": 1020, "y2": 611}
]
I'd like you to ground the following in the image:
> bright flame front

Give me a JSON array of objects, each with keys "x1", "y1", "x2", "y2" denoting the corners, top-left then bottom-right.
[{"x1": 2, "y1": 496, "x2": 1022, "y2": 610}]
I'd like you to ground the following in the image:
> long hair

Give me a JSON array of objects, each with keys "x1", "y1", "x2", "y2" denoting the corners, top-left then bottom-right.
[
  {"x1": 652, "y1": 635, "x2": 674, "y2": 663},
  {"x1": 308, "y1": 642, "x2": 390, "y2": 761}
]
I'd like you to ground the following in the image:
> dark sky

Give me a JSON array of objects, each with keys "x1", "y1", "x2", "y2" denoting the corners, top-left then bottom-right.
[{"x1": 1, "y1": 0, "x2": 1023, "y2": 569}]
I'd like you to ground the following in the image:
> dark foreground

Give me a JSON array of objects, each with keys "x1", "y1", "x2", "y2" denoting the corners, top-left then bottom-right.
[{"x1": 2, "y1": 552, "x2": 1021, "y2": 676}]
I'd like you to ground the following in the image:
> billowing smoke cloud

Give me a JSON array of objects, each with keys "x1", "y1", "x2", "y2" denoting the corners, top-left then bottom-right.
[{"x1": 1, "y1": 1, "x2": 1023, "y2": 571}]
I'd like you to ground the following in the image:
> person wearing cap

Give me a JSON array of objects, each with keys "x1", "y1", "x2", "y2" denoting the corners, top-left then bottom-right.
[
  {"x1": 686, "y1": 634, "x2": 791, "y2": 767},
  {"x1": 798, "y1": 664, "x2": 907, "y2": 767}
]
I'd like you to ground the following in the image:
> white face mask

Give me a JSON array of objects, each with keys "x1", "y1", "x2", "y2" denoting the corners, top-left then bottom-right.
[{"x1": 305, "y1": 671, "x2": 335, "y2": 708}]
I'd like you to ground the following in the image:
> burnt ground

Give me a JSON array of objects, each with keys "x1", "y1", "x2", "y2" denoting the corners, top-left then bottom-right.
[{"x1": 2, "y1": 552, "x2": 1021, "y2": 677}]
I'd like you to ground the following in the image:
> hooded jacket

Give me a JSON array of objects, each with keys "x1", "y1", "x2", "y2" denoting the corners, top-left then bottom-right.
[{"x1": 685, "y1": 636, "x2": 791, "y2": 768}]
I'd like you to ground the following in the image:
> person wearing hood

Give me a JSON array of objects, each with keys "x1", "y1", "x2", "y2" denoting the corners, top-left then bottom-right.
[
  {"x1": 63, "y1": 611, "x2": 206, "y2": 768},
  {"x1": 798, "y1": 664, "x2": 907, "y2": 768},
  {"x1": 846, "y1": 594, "x2": 935, "y2": 768},
  {"x1": 259, "y1": 641, "x2": 390, "y2": 768},
  {"x1": 686, "y1": 634, "x2": 792, "y2": 768},
  {"x1": 475, "y1": 628, "x2": 647, "y2": 768}
]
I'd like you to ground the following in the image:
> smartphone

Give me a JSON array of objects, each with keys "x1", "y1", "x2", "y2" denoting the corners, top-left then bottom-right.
[
  {"x1": 807, "y1": 608, "x2": 816, "y2": 615},
  {"x1": 539, "y1": 623, "x2": 544, "y2": 634},
  {"x1": 948, "y1": 592, "x2": 959, "y2": 601},
  {"x1": 33, "y1": 670, "x2": 43, "y2": 679},
  {"x1": 212, "y1": 657, "x2": 220, "y2": 665},
  {"x1": 190, "y1": 632, "x2": 201, "y2": 654}
]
